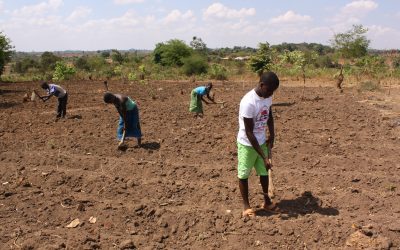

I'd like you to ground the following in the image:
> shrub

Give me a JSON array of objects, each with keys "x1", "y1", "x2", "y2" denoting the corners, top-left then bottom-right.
[
  {"x1": 74, "y1": 57, "x2": 90, "y2": 71},
  {"x1": 52, "y1": 61, "x2": 76, "y2": 81},
  {"x1": 128, "y1": 72, "x2": 137, "y2": 81},
  {"x1": 13, "y1": 58, "x2": 40, "y2": 74},
  {"x1": 40, "y1": 52, "x2": 61, "y2": 72},
  {"x1": 153, "y1": 39, "x2": 192, "y2": 66},
  {"x1": 392, "y1": 56, "x2": 400, "y2": 69},
  {"x1": 209, "y1": 64, "x2": 227, "y2": 80},
  {"x1": 182, "y1": 54, "x2": 208, "y2": 76},
  {"x1": 314, "y1": 55, "x2": 336, "y2": 68}
]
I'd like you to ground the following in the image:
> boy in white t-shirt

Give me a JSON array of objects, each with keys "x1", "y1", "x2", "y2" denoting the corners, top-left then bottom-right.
[
  {"x1": 237, "y1": 72, "x2": 279, "y2": 217},
  {"x1": 40, "y1": 82, "x2": 68, "y2": 119}
]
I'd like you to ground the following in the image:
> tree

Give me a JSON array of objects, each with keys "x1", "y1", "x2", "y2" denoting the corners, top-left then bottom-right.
[
  {"x1": 111, "y1": 49, "x2": 124, "y2": 64},
  {"x1": 331, "y1": 24, "x2": 370, "y2": 58},
  {"x1": 190, "y1": 36, "x2": 207, "y2": 54},
  {"x1": 153, "y1": 39, "x2": 192, "y2": 66},
  {"x1": 40, "y1": 52, "x2": 61, "y2": 72},
  {"x1": 100, "y1": 51, "x2": 110, "y2": 58},
  {"x1": 279, "y1": 50, "x2": 317, "y2": 99},
  {"x1": 0, "y1": 32, "x2": 15, "y2": 77},
  {"x1": 248, "y1": 42, "x2": 274, "y2": 76}
]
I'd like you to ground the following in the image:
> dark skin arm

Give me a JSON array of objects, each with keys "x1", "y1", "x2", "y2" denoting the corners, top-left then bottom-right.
[
  {"x1": 243, "y1": 117, "x2": 272, "y2": 169},
  {"x1": 267, "y1": 107, "x2": 275, "y2": 150},
  {"x1": 200, "y1": 86, "x2": 215, "y2": 104},
  {"x1": 113, "y1": 95, "x2": 128, "y2": 144},
  {"x1": 200, "y1": 95, "x2": 209, "y2": 104},
  {"x1": 40, "y1": 92, "x2": 54, "y2": 102}
]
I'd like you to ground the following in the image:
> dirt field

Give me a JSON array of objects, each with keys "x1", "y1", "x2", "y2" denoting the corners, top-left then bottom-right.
[{"x1": 0, "y1": 79, "x2": 399, "y2": 249}]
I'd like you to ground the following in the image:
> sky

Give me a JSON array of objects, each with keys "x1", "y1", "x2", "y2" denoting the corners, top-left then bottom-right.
[{"x1": 0, "y1": 0, "x2": 399, "y2": 51}]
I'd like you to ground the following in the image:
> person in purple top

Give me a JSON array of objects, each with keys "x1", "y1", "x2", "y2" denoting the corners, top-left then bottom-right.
[
  {"x1": 40, "y1": 82, "x2": 68, "y2": 118},
  {"x1": 189, "y1": 82, "x2": 215, "y2": 118}
]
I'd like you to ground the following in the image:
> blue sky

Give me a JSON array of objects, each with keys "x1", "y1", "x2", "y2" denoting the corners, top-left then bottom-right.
[{"x1": 0, "y1": 0, "x2": 399, "y2": 51}]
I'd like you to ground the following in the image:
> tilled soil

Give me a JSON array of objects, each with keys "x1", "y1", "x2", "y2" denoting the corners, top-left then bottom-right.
[{"x1": 0, "y1": 80, "x2": 399, "y2": 249}]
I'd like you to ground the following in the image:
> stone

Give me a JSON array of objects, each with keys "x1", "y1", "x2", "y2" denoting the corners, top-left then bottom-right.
[
  {"x1": 119, "y1": 239, "x2": 136, "y2": 249},
  {"x1": 126, "y1": 180, "x2": 135, "y2": 188},
  {"x1": 388, "y1": 222, "x2": 400, "y2": 232},
  {"x1": 345, "y1": 231, "x2": 392, "y2": 250}
]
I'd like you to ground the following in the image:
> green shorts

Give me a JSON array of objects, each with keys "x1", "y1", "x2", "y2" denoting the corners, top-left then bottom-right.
[{"x1": 237, "y1": 142, "x2": 269, "y2": 179}]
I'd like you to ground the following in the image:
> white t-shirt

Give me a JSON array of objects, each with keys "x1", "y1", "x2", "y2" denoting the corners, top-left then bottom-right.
[
  {"x1": 237, "y1": 89, "x2": 272, "y2": 146},
  {"x1": 48, "y1": 84, "x2": 66, "y2": 98}
]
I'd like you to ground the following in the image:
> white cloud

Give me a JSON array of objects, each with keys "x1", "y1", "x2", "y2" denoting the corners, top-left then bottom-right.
[
  {"x1": 368, "y1": 25, "x2": 394, "y2": 36},
  {"x1": 12, "y1": 0, "x2": 63, "y2": 17},
  {"x1": 163, "y1": 10, "x2": 195, "y2": 24},
  {"x1": 66, "y1": 6, "x2": 91, "y2": 22},
  {"x1": 269, "y1": 11, "x2": 312, "y2": 24},
  {"x1": 342, "y1": 0, "x2": 378, "y2": 14},
  {"x1": 203, "y1": 3, "x2": 255, "y2": 20},
  {"x1": 367, "y1": 25, "x2": 400, "y2": 49},
  {"x1": 81, "y1": 10, "x2": 141, "y2": 30},
  {"x1": 332, "y1": 0, "x2": 378, "y2": 23},
  {"x1": 114, "y1": 0, "x2": 144, "y2": 5}
]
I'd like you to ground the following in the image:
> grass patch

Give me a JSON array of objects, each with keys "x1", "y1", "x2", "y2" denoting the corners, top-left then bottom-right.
[{"x1": 358, "y1": 81, "x2": 381, "y2": 92}]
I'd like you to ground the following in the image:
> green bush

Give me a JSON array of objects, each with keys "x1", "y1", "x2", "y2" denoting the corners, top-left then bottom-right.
[
  {"x1": 52, "y1": 61, "x2": 76, "y2": 81},
  {"x1": 209, "y1": 64, "x2": 227, "y2": 80},
  {"x1": 74, "y1": 57, "x2": 90, "y2": 71},
  {"x1": 13, "y1": 58, "x2": 40, "y2": 73},
  {"x1": 153, "y1": 39, "x2": 192, "y2": 66},
  {"x1": 128, "y1": 72, "x2": 137, "y2": 81},
  {"x1": 182, "y1": 54, "x2": 208, "y2": 76},
  {"x1": 392, "y1": 56, "x2": 400, "y2": 69},
  {"x1": 314, "y1": 55, "x2": 336, "y2": 68},
  {"x1": 40, "y1": 52, "x2": 61, "y2": 72}
]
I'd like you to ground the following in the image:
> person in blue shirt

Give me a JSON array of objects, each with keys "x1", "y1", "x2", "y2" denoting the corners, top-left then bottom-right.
[
  {"x1": 103, "y1": 92, "x2": 142, "y2": 149},
  {"x1": 189, "y1": 82, "x2": 215, "y2": 118},
  {"x1": 40, "y1": 82, "x2": 68, "y2": 118}
]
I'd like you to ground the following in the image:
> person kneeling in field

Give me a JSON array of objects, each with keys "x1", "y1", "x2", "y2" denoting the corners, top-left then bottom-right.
[
  {"x1": 237, "y1": 72, "x2": 280, "y2": 217},
  {"x1": 189, "y1": 82, "x2": 215, "y2": 118},
  {"x1": 103, "y1": 92, "x2": 142, "y2": 148},
  {"x1": 40, "y1": 82, "x2": 68, "y2": 119}
]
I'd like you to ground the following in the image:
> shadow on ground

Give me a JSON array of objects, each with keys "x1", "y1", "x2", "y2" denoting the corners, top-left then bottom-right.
[
  {"x1": 255, "y1": 191, "x2": 339, "y2": 218},
  {"x1": 140, "y1": 141, "x2": 161, "y2": 150},
  {"x1": 0, "y1": 101, "x2": 20, "y2": 109}
]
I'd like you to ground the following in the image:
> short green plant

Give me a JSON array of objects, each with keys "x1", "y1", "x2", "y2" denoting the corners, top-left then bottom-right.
[
  {"x1": 128, "y1": 72, "x2": 137, "y2": 81},
  {"x1": 209, "y1": 64, "x2": 227, "y2": 80},
  {"x1": 52, "y1": 61, "x2": 76, "y2": 81}
]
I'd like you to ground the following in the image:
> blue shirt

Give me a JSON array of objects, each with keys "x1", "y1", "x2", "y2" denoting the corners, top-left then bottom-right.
[{"x1": 194, "y1": 86, "x2": 207, "y2": 96}]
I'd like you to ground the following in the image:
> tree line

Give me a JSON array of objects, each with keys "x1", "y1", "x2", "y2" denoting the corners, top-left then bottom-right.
[{"x1": 1, "y1": 25, "x2": 400, "y2": 84}]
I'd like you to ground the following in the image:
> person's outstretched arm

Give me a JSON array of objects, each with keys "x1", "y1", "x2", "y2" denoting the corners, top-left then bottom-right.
[
  {"x1": 244, "y1": 118, "x2": 272, "y2": 169},
  {"x1": 267, "y1": 107, "x2": 275, "y2": 150},
  {"x1": 206, "y1": 91, "x2": 215, "y2": 103},
  {"x1": 41, "y1": 92, "x2": 54, "y2": 102},
  {"x1": 200, "y1": 95, "x2": 210, "y2": 104}
]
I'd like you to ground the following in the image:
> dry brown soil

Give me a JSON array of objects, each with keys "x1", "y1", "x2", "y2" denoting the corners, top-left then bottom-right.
[{"x1": 0, "y1": 80, "x2": 399, "y2": 249}]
